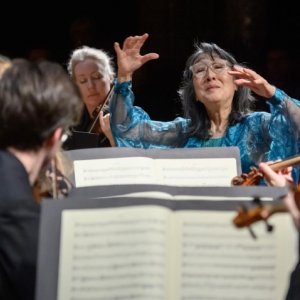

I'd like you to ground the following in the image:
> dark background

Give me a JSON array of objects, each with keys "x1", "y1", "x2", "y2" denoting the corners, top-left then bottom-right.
[{"x1": 2, "y1": 0, "x2": 300, "y2": 119}]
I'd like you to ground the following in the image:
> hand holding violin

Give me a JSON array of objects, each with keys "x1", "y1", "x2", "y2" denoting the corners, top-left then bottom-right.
[
  {"x1": 232, "y1": 157, "x2": 300, "y2": 231},
  {"x1": 259, "y1": 162, "x2": 300, "y2": 229},
  {"x1": 99, "y1": 111, "x2": 116, "y2": 147},
  {"x1": 231, "y1": 155, "x2": 300, "y2": 186},
  {"x1": 87, "y1": 87, "x2": 116, "y2": 147}
]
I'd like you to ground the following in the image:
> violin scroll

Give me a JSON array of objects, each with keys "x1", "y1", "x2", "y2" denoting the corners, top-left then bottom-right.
[
  {"x1": 231, "y1": 166, "x2": 263, "y2": 186},
  {"x1": 233, "y1": 200, "x2": 285, "y2": 228},
  {"x1": 232, "y1": 197, "x2": 287, "y2": 239},
  {"x1": 33, "y1": 153, "x2": 73, "y2": 203}
]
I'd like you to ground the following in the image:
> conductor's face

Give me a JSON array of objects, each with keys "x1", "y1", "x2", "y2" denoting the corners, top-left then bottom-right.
[{"x1": 191, "y1": 55, "x2": 236, "y2": 110}]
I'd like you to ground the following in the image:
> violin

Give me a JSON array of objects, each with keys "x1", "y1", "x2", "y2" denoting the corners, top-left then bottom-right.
[
  {"x1": 88, "y1": 85, "x2": 115, "y2": 134},
  {"x1": 33, "y1": 152, "x2": 73, "y2": 203},
  {"x1": 233, "y1": 198, "x2": 288, "y2": 228},
  {"x1": 232, "y1": 191, "x2": 300, "y2": 234},
  {"x1": 231, "y1": 155, "x2": 300, "y2": 234},
  {"x1": 231, "y1": 154, "x2": 300, "y2": 186}
]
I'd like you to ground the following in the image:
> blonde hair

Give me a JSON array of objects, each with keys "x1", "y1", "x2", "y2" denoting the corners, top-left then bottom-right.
[
  {"x1": 0, "y1": 54, "x2": 11, "y2": 78},
  {"x1": 67, "y1": 46, "x2": 115, "y2": 80}
]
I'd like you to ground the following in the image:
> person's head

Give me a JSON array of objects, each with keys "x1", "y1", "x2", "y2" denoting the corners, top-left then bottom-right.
[
  {"x1": 0, "y1": 59, "x2": 83, "y2": 155},
  {"x1": 67, "y1": 46, "x2": 115, "y2": 115},
  {"x1": 179, "y1": 42, "x2": 255, "y2": 139},
  {"x1": 0, "y1": 54, "x2": 11, "y2": 78}
]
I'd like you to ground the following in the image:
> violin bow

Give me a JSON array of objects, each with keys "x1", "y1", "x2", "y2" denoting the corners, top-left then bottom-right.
[
  {"x1": 232, "y1": 154, "x2": 300, "y2": 186},
  {"x1": 88, "y1": 84, "x2": 115, "y2": 133},
  {"x1": 268, "y1": 154, "x2": 300, "y2": 171}
]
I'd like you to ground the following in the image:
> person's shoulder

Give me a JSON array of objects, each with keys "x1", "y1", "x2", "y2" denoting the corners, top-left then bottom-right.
[
  {"x1": 0, "y1": 195, "x2": 40, "y2": 218},
  {"x1": 237, "y1": 112, "x2": 260, "y2": 121},
  {"x1": 245, "y1": 111, "x2": 270, "y2": 119},
  {"x1": 240, "y1": 111, "x2": 271, "y2": 125}
]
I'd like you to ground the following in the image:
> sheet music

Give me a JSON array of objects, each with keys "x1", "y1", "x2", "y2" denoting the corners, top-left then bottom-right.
[
  {"x1": 57, "y1": 206, "x2": 297, "y2": 300},
  {"x1": 173, "y1": 211, "x2": 297, "y2": 300},
  {"x1": 57, "y1": 206, "x2": 170, "y2": 300},
  {"x1": 74, "y1": 157, "x2": 237, "y2": 188}
]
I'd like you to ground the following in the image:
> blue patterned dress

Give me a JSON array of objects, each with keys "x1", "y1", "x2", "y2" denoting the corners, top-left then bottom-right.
[{"x1": 110, "y1": 81, "x2": 300, "y2": 181}]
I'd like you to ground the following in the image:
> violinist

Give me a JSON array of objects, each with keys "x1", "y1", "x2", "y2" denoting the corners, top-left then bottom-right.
[
  {"x1": 66, "y1": 45, "x2": 116, "y2": 148},
  {"x1": 0, "y1": 59, "x2": 82, "y2": 300},
  {"x1": 259, "y1": 162, "x2": 300, "y2": 300}
]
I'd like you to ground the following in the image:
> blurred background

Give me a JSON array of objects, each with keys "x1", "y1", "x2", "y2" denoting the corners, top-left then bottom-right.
[{"x1": 2, "y1": 0, "x2": 299, "y2": 119}]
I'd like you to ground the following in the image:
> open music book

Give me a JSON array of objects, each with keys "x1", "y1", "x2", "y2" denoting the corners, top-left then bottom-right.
[
  {"x1": 57, "y1": 203, "x2": 296, "y2": 300},
  {"x1": 74, "y1": 157, "x2": 238, "y2": 187},
  {"x1": 64, "y1": 147, "x2": 241, "y2": 188},
  {"x1": 36, "y1": 192, "x2": 297, "y2": 300}
]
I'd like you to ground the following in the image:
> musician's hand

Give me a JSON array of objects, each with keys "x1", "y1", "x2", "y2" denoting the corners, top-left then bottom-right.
[
  {"x1": 99, "y1": 111, "x2": 116, "y2": 147},
  {"x1": 259, "y1": 162, "x2": 300, "y2": 229},
  {"x1": 259, "y1": 162, "x2": 293, "y2": 187},
  {"x1": 114, "y1": 33, "x2": 159, "y2": 82}
]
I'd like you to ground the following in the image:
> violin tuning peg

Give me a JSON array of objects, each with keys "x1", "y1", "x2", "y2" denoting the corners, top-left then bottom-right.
[
  {"x1": 253, "y1": 197, "x2": 262, "y2": 206},
  {"x1": 265, "y1": 221, "x2": 274, "y2": 233}
]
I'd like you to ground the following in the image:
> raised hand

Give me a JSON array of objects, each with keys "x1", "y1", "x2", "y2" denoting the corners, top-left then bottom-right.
[
  {"x1": 114, "y1": 33, "x2": 159, "y2": 81},
  {"x1": 228, "y1": 65, "x2": 276, "y2": 98}
]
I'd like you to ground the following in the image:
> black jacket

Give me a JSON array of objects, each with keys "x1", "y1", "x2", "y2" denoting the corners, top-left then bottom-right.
[
  {"x1": 0, "y1": 150, "x2": 40, "y2": 300},
  {"x1": 63, "y1": 106, "x2": 111, "y2": 149},
  {"x1": 286, "y1": 235, "x2": 300, "y2": 300}
]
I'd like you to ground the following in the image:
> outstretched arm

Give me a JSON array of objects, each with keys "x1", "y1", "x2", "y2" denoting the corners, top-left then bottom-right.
[
  {"x1": 110, "y1": 33, "x2": 188, "y2": 148},
  {"x1": 114, "y1": 33, "x2": 159, "y2": 82}
]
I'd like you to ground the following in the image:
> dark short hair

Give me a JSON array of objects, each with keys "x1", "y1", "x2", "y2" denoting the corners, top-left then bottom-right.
[
  {"x1": 178, "y1": 42, "x2": 255, "y2": 139},
  {"x1": 0, "y1": 59, "x2": 83, "y2": 150}
]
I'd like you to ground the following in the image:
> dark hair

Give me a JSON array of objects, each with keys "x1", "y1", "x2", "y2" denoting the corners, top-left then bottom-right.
[
  {"x1": 178, "y1": 42, "x2": 255, "y2": 139},
  {"x1": 0, "y1": 59, "x2": 83, "y2": 150}
]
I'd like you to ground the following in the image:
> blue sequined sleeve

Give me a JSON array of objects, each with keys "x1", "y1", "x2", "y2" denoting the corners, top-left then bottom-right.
[
  {"x1": 264, "y1": 88, "x2": 300, "y2": 182},
  {"x1": 269, "y1": 88, "x2": 300, "y2": 132},
  {"x1": 267, "y1": 88, "x2": 300, "y2": 159},
  {"x1": 110, "y1": 80, "x2": 190, "y2": 148},
  {"x1": 110, "y1": 80, "x2": 300, "y2": 181}
]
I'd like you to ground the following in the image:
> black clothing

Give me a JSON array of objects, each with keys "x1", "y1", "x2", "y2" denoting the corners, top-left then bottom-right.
[
  {"x1": 0, "y1": 150, "x2": 40, "y2": 300},
  {"x1": 73, "y1": 105, "x2": 94, "y2": 132},
  {"x1": 63, "y1": 106, "x2": 111, "y2": 150},
  {"x1": 286, "y1": 235, "x2": 300, "y2": 300}
]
